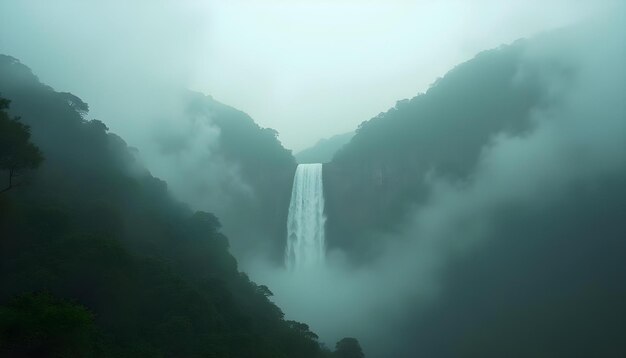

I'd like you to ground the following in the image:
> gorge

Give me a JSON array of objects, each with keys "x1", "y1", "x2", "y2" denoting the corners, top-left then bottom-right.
[{"x1": 1, "y1": 3, "x2": 625, "y2": 356}]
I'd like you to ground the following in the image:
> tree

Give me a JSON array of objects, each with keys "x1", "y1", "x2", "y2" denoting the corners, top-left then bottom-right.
[
  {"x1": 334, "y1": 337, "x2": 365, "y2": 358},
  {"x1": 0, "y1": 97, "x2": 43, "y2": 193},
  {"x1": 0, "y1": 292, "x2": 102, "y2": 357}
]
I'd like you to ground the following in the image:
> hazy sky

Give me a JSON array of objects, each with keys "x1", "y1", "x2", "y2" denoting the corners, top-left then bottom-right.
[{"x1": 0, "y1": 0, "x2": 607, "y2": 150}]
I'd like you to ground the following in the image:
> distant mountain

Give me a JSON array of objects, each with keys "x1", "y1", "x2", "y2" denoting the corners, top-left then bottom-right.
[{"x1": 295, "y1": 132, "x2": 354, "y2": 164}]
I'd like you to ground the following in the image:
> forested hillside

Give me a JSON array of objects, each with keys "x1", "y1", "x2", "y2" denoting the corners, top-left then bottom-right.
[
  {"x1": 0, "y1": 55, "x2": 329, "y2": 357},
  {"x1": 154, "y1": 91, "x2": 297, "y2": 263},
  {"x1": 321, "y1": 23, "x2": 626, "y2": 356},
  {"x1": 324, "y1": 40, "x2": 548, "y2": 260}
]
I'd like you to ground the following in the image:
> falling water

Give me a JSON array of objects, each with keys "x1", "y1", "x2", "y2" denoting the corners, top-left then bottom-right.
[{"x1": 285, "y1": 163, "x2": 326, "y2": 270}]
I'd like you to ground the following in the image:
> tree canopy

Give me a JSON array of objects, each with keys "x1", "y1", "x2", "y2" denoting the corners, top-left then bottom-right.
[
  {"x1": 334, "y1": 337, "x2": 364, "y2": 358},
  {"x1": 0, "y1": 97, "x2": 42, "y2": 193}
]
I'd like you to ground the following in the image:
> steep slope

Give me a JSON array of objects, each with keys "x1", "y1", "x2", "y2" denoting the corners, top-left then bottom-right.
[
  {"x1": 324, "y1": 39, "x2": 548, "y2": 259},
  {"x1": 150, "y1": 91, "x2": 297, "y2": 264},
  {"x1": 0, "y1": 54, "x2": 328, "y2": 357},
  {"x1": 295, "y1": 132, "x2": 354, "y2": 164},
  {"x1": 323, "y1": 22, "x2": 626, "y2": 357}
]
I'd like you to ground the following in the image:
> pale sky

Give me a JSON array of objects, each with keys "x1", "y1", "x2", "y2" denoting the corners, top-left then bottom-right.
[{"x1": 0, "y1": 0, "x2": 608, "y2": 150}]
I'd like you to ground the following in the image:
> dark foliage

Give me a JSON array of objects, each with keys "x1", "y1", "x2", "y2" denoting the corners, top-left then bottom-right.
[
  {"x1": 0, "y1": 292, "x2": 101, "y2": 357},
  {"x1": 334, "y1": 337, "x2": 364, "y2": 358},
  {"x1": 0, "y1": 55, "x2": 325, "y2": 357},
  {"x1": 0, "y1": 97, "x2": 43, "y2": 193}
]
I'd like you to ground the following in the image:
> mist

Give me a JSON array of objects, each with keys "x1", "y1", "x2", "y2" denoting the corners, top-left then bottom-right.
[
  {"x1": 1, "y1": 0, "x2": 612, "y2": 252},
  {"x1": 249, "y1": 10, "x2": 626, "y2": 357},
  {"x1": 0, "y1": 0, "x2": 613, "y2": 246},
  {"x1": 1, "y1": 1, "x2": 624, "y2": 357},
  {"x1": 0, "y1": 0, "x2": 606, "y2": 151}
]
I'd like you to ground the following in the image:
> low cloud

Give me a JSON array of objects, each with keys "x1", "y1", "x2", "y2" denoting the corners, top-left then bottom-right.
[{"x1": 250, "y1": 9, "x2": 626, "y2": 357}]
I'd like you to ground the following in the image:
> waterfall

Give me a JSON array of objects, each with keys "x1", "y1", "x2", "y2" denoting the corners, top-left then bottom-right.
[{"x1": 285, "y1": 163, "x2": 326, "y2": 270}]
